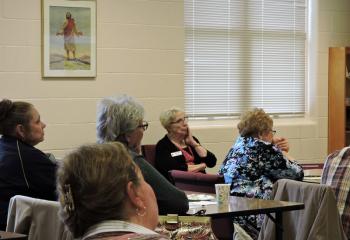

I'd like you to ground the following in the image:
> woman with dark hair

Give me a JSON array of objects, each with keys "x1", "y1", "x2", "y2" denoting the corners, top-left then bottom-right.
[
  {"x1": 96, "y1": 95, "x2": 188, "y2": 215},
  {"x1": 0, "y1": 99, "x2": 57, "y2": 230}
]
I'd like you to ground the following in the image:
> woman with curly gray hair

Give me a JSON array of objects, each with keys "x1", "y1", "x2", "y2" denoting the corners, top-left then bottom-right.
[
  {"x1": 57, "y1": 142, "x2": 168, "y2": 239},
  {"x1": 96, "y1": 95, "x2": 188, "y2": 215},
  {"x1": 219, "y1": 108, "x2": 303, "y2": 239}
]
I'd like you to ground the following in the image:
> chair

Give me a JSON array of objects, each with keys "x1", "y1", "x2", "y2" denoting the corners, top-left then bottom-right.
[
  {"x1": 141, "y1": 144, "x2": 157, "y2": 166},
  {"x1": 141, "y1": 144, "x2": 224, "y2": 193},
  {"x1": 6, "y1": 195, "x2": 73, "y2": 240},
  {"x1": 258, "y1": 179, "x2": 347, "y2": 240},
  {"x1": 169, "y1": 170, "x2": 224, "y2": 193}
]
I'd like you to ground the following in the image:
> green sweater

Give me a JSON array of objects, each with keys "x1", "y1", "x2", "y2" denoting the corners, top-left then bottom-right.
[{"x1": 129, "y1": 150, "x2": 189, "y2": 214}]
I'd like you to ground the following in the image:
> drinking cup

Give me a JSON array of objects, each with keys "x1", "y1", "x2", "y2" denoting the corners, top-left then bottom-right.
[{"x1": 215, "y1": 183, "x2": 231, "y2": 204}]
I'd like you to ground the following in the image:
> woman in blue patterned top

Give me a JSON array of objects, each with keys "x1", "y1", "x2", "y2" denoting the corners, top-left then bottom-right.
[{"x1": 219, "y1": 108, "x2": 304, "y2": 239}]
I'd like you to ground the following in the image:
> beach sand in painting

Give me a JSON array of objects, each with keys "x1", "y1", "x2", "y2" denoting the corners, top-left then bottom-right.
[{"x1": 49, "y1": 6, "x2": 91, "y2": 70}]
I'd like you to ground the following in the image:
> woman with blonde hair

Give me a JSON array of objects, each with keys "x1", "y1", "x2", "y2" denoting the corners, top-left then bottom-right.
[
  {"x1": 219, "y1": 108, "x2": 303, "y2": 239},
  {"x1": 155, "y1": 107, "x2": 217, "y2": 181},
  {"x1": 57, "y1": 142, "x2": 168, "y2": 239}
]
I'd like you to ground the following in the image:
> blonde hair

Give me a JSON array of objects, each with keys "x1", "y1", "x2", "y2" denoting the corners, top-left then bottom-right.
[
  {"x1": 159, "y1": 107, "x2": 184, "y2": 131},
  {"x1": 57, "y1": 142, "x2": 139, "y2": 238},
  {"x1": 237, "y1": 108, "x2": 273, "y2": 137}
]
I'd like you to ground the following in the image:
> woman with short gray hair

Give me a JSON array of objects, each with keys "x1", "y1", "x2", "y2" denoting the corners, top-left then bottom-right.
[
  {"x1": 96, "y1": 95, "x2": 188, "y2": 215},
  {"x1": 97, "y1": 95, "x2": 146, "y2": 153}
]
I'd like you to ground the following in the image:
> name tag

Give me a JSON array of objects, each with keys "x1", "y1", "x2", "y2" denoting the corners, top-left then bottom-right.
[{"x1": 171, "y1": 151, "x2": 182, "y2": 157}]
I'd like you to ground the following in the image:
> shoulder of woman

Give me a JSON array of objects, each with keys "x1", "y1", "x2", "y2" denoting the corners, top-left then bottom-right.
[{"x1": 157, "y1": 135, "x2": 169, "y2": 145}]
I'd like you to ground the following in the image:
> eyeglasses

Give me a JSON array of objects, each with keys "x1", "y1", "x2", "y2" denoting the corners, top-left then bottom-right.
[
  {"x1": 138, "y1": 121, "x2": 149, "y2": 131},
  {"x1": 171, "y1": 116, "x2": 189, "y2": 124},
  {"x1": 271, "y1": 130, "x2": 277, "y2": 135}
]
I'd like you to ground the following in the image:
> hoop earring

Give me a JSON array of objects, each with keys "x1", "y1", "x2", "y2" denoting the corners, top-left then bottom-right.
[{"x1": 136, "y1": 206, "x2": 146, "y2": 217}]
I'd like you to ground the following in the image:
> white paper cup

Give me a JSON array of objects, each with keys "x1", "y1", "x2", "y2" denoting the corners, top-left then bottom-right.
[{"x1": 215, "y1": 183, "x2": 231, "y2": 204}]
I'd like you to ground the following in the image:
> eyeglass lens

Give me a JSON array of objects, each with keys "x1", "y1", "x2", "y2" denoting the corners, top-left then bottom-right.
[
  {"x1": 139, "y1": 121, "x2": 148, "y2": 131},
  {"x1": 173, "y1": 116, "x2": 188, "y2": 124}
]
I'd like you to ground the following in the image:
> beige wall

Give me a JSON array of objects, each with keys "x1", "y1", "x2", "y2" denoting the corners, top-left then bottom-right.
[{"x1": 1, "y1": 0, "x2": 350, "y2": 174}]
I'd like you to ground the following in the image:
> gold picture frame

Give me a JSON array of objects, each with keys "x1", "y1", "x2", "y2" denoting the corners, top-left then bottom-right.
[{"x1": 42, "y1": 0, "x2": 96, "y2": 77}]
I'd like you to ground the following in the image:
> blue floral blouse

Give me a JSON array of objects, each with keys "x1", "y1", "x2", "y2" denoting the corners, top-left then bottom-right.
[
  {"x1": 219, "y1": 136, "x2": 304, "y2": 200},
  {"x1": 219, "y1": 136, "x2": 304, "y2": 235}
]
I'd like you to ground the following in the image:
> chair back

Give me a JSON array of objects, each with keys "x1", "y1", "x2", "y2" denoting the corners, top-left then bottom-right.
[
  {"x1": 169, "y1": 170, "x2": 224, "y2": 194},
  {"x1": 6, "y1": 195, "x2": 73, "y2": 240},
  {"x1": 141, "y1": 144, "x2": 156, "y2": 166},
  {"x1": 258, "y1": 179, "x2": 347, "y2": 240}
]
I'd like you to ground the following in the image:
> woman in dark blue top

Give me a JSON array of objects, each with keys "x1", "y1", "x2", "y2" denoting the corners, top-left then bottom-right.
[{"x1": 0, "y1": 99, "x2": 57, "y2": 230}]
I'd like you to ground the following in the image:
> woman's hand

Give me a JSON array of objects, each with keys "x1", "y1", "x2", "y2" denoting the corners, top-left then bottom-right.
[
  {"x1": 185, "y1": 127, "x2": 208, "y2": 157},
  {"x1": 184, "y1": 128, "x2": 197, "y2": 147},
  {"x1": 273, "y1": 137, "x2": 290, "y2": 153},
  {"x1": 188, "y1": 163, "x2": 207, "y2": 172}
]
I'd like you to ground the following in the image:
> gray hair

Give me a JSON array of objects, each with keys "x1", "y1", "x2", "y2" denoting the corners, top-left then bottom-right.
[
  {"x1": 159, "y1": 107, "x2": 183, "y2": 131},
  {"x1": 96, "y1": 95, "x2": 144, "y2": 144}
]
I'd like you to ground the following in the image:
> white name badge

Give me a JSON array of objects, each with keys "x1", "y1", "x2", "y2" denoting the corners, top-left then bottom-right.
[{"x1": 171, "y1": 151, "x2": 182, "y2": 157}]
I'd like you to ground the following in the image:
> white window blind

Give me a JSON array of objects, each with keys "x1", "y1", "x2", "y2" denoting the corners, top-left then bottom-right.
[{"x1": 185, "y1": 0, "x2": 307, "y2": 117}]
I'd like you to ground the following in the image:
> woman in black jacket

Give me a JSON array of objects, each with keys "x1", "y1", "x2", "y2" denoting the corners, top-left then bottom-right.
[
  {"x1": 0, "y1": 99, "x2": 57, "y2": 230},
  {"x1": 155, "y1": 107, "x2": 217, "y2": 182}
]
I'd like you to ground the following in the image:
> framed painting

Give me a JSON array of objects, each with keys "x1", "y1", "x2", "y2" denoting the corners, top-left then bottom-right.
[{"x1": 42, "y1": 0, "x2": 96, "y2": 77}]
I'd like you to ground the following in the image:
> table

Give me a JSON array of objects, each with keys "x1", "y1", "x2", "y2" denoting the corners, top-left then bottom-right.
[
  {"x1": 0, "y1": 231, "x2": 27, "y2": 240},
  {"x1": 187, "y1": 193, "x2": 304, "y2": 240}
]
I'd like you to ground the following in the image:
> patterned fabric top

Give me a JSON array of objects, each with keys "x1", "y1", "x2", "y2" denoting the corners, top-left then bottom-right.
[
  {"x1": 82, "y1": 220, "x2": 165, "y2": 240},
  {"x1": 85, "y1": 232, "x2": 167, "y2": 240},
  {"x1": 219, "y1": 136, "x2": 304, "y2": 200},
  {"x1": 321, "y1": 147, "x2": 350, "y2": 238}
]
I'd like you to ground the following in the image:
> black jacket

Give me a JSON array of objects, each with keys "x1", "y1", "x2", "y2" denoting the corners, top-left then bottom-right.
[
  {"x1": 0, "y1": 136, "x2": 57, "y2": 229},
  {"x1": 155, "y1": 135, "x2": 217, "y2": 182}
]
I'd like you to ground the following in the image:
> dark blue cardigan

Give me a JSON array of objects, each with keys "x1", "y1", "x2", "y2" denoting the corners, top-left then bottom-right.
[{"x1": 0, "y1": 136, "x2": 57, "y2": 229}]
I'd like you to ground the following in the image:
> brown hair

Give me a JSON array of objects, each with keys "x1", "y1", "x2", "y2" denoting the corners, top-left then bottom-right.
[
  {"x1": 0, "y1": 99, "x2": 33, "y2": 136},
  {"x1": 57, "y1": 142, "x2": 140, "y2": 238},
  {"x1": 237, "y1": 108, "x2": 273, "y2": 137}
]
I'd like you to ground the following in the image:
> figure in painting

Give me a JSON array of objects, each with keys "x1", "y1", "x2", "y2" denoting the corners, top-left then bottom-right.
[{"x1": 56, "y1": 12, "x2": 83, "y2": 60}]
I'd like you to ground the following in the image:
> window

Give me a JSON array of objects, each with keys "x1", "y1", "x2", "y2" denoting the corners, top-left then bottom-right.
[{"x1": 185, "y1": 0, "x2": 307, "y2": 117}]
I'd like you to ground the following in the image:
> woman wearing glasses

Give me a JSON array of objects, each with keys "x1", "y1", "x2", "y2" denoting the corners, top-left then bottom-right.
[
  {"x1": 96, "y1": 95, "x2": 188, "y2": 215},
  {"x1": 219, "y1": 108, "x2": 303, "y2": 239},
  {"x1": 155, "y1": 107, "x2": 217, "y2": 182}
]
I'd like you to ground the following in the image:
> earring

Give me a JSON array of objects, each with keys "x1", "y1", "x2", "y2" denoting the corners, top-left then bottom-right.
[{"x1": 136, "y1": 206, "x2": 146, "y2": 217}]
